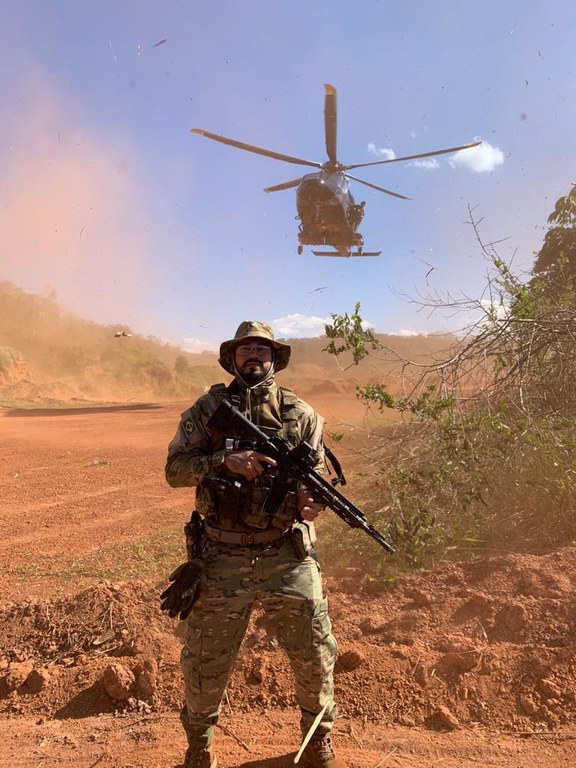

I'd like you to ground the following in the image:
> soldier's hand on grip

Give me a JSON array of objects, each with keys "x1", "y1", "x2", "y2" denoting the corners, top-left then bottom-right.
[
  {"x1": 160, "y1": 561, "x2": 202, "y2": 621},
  {"x1": 298, "y1": 491, "x2": 324, "y2": 521},
  {"x1": 224, "y1": 449, "x2": 277, "y2": 480}
]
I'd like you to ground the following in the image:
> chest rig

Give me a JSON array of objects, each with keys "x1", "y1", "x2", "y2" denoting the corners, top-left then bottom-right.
[{"x1": 197, "y1": 381, "x2": 302, "y2": 531}]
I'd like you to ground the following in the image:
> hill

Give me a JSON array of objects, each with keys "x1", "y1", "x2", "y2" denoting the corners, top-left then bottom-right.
[{"x1": 0, "y1": 280, "x2": 455, "y2": 403}]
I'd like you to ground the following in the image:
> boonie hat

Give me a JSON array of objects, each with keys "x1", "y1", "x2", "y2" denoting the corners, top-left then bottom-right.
[{"x1": 219, "y1": 320, "x2": 291, "y2": 374}]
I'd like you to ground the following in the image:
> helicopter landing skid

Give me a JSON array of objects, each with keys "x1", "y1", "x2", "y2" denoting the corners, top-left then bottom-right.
[{"x1": 312, "y1": 248, "x2": 381, "y2": 258}]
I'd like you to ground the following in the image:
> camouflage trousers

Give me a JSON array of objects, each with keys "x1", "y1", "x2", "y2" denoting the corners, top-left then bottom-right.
[{"x1": 180, "y1": 534, "x2": 338, "y2": 747}]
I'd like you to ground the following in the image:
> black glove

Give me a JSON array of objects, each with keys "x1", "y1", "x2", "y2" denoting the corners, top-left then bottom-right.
[{"x1": 160, "y1": 561, "x2": 202, "y2": 621}]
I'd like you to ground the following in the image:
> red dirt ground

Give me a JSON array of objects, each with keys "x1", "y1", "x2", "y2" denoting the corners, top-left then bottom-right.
[{"x1": 1, "y1": 395, "x2": 576, "y2": 767}]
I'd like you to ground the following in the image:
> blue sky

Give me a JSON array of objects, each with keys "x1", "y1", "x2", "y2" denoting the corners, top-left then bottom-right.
[{"x1": 1, "y1": 1, "x2": 574, "y2": 351}]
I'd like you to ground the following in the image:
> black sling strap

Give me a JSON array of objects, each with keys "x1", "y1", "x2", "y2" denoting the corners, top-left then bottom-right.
[{"x1": 324, "y1": 445, "x2": 347, "y2": 487}]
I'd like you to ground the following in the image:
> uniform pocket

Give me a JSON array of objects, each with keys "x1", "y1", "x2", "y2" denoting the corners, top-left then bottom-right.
[{"x1": 291, "y1": 520, "x2": 317, "y2": 560}]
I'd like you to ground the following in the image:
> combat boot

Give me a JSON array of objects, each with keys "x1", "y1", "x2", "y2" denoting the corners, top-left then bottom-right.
[
  {"x1": 301, "y1": 735, "x2": 345, "y2": 768},
  {"x1": 182, "y1": 743, "x2": 217, "y2": 768}
]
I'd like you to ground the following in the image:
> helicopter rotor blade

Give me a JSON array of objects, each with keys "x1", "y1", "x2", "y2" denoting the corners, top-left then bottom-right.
[
  {"x1": 344, "y1": 140, "x2": 483, "y2": 171},
  {"x1": 264, "y1": 178, "x2": 303, "y2": 193},
  {"x1": 324, "y1": 84, "x2": 338, "y2": 164},
  {"x1": 345, "y1": 173, "x2": 412, "y2": 200},
  {"x1": 191, "y1": 129, "x2": 323, "y2": 169}
]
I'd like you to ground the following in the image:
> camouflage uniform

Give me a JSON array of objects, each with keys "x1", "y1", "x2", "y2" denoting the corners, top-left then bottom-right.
[{"x1": 165, "y1": 323, "x2": 338, "y2": 759}]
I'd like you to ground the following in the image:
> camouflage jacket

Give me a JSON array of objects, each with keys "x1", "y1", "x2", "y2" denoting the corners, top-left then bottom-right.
[{"x1": 165, "y1": 379, "x2": 325, "y2": 532}]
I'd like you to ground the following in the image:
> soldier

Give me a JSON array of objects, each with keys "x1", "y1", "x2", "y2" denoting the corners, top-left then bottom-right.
[{"x1": 165, "y1": 321, "x2": 344, "y2": 768}]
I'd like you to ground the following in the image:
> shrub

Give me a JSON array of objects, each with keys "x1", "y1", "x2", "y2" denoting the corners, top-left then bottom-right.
[{"x1": 324, "y1": 189, "x2": 576, "y2": 573}]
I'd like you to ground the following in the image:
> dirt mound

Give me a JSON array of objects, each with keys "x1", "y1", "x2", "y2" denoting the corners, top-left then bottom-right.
[
  {"x1": 2, "y1": 548, "x2": 576, "y2": 732},
  {"x1": 0, "y1": 581, "x2": 182, "y2": 718}
]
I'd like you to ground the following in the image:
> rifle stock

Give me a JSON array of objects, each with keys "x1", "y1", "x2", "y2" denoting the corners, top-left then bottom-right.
[{"x1": 206, "y1": 400, "x2": 395, "y2": 554}]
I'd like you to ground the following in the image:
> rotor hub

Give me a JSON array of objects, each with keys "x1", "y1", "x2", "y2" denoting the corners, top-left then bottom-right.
[{"x1": 323, "y1": 161, "x2": 343, "y2": 172}]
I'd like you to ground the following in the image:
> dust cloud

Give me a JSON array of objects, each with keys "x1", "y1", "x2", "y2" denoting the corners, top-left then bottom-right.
[{"x1": 0, "y1": 84, "x2": 157, "y2": 331}]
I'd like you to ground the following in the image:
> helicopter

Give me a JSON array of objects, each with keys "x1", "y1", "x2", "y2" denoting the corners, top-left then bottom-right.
[{"x1": 192, "y1": 85, "x2": 481, "y2": 258}]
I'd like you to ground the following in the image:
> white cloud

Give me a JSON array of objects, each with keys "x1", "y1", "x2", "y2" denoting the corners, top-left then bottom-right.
[
  {"x1": 367, "y1": 142, "x2": 396, "y2": 160},
  {"x1": 458, "y1": 299, "x2": 511, "y2": 331},
  {"x1": 480, "y1": 299, "x2": 510, "y2": 321},
  {"x1": 181, "y1": 337, "x2": 218, "y2": 353},
  {"x1": 271, "y1": 313, "x2": 378, "y2": 339},
  {"x1": 369, "y1": 138, "x2": 505, "y2": 174},
  {"x1": 270, "y1": 314, "x2": 333, "y2": 339},
  {"x1": 448, "y1": 140, "x2": 505, "y2": 173}
]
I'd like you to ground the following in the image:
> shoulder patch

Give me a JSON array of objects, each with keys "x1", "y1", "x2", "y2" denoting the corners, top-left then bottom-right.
[{"x1": 182, "y1": 416, "x2": 198, "y2": 437}]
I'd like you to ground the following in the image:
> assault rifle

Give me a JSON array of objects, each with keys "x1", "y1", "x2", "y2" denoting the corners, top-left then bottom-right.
[{"x1": 206, "y1": 399, "x2": 395, "y2": 554}]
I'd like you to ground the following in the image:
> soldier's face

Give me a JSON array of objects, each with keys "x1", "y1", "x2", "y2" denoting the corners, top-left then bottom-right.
[{"x1": 234, "y1": 341, "x2": 273, "y2": 385}]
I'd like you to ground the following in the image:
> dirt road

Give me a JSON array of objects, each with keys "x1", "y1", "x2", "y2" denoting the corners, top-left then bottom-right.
[{"x1": 1, "y1": 398, "x2": 575, "y2": 767}]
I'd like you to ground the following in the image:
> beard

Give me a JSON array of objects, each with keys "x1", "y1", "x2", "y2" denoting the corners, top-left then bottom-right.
[
  {"x1": 236, "y1": 357, "x2": 272, "y2": 387},
  {"x1": 242, "y1": 370, "x2": 267, "y2": 386},
  {"x1": 240, "y1": 360, "x2": 268, "y2": 386}
]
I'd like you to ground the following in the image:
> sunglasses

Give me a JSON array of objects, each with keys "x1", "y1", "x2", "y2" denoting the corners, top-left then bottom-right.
[{"x1": 235, "y1": 343, "x2": 273, "y2": 356}]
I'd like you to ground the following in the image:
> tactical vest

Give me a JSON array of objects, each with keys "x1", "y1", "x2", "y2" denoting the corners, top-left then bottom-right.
[{"x1": 196, "y1": 383, "x2": 305, "y2": 531}]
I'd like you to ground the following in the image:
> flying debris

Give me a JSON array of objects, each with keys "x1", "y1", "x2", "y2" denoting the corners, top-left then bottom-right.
[
  {"x1": 114, "y1": 331, "x2": 133, "y2": 338},
  {"x1": 153, "y1": 38, "x2": 167, "y2": 47},
  {"x1": 192, "y1": 84, "x2": 481, "y2": 258}
]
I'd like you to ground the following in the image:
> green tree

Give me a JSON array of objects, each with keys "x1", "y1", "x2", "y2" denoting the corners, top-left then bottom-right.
[{"x1": 532, "y1": 183, "x2": 576, "y2": 281}]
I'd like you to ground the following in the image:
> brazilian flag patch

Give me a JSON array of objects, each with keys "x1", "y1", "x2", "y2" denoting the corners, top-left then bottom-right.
[{"x1": 183, "y1": 417, "x2": 198, "y2": 437}]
